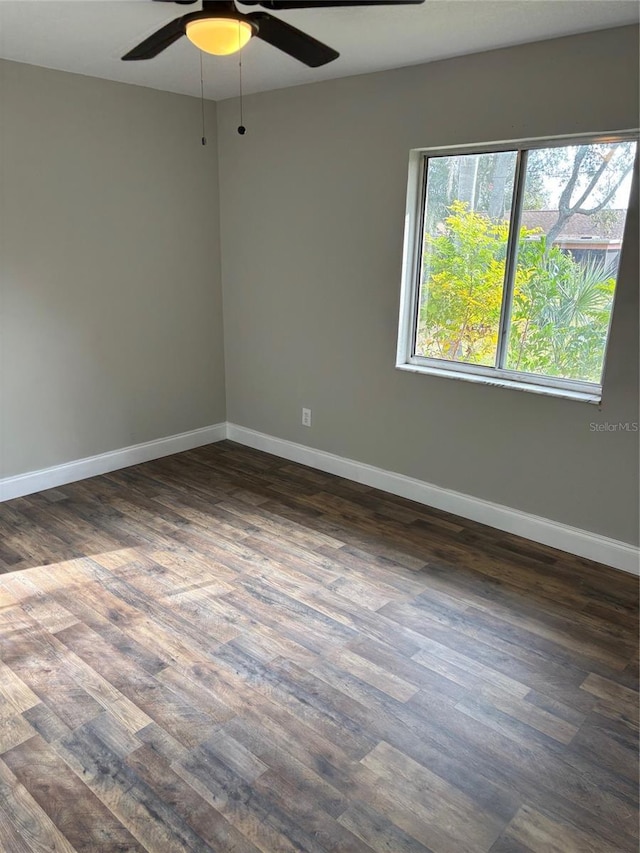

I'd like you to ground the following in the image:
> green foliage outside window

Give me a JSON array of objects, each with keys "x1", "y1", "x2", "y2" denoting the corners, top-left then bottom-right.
[{"x1": 417, "y1": 202, "x2": 616, "y2": 382}]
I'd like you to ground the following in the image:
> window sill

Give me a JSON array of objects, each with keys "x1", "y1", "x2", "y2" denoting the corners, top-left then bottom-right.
[{"x1": 395, "y1": 362, "x2": 601, "y2": 404}]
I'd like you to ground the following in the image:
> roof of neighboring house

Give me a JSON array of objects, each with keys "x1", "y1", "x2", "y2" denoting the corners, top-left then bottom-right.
[{"x1": 521, "y1": 209, "x2": 626, "y2": 241}]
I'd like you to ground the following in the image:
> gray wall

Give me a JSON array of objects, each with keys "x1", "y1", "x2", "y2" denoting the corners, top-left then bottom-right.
[
  {"x1": 217, "y1": 26, "x2": 640, "y2": 545},
  {"x1": 0, "y1": 60, "x2": 225, "y2": 479}
]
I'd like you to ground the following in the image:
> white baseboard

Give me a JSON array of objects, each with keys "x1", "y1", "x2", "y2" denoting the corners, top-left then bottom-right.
[
  {"x1": 227, "y1": 423, "x2": 640, "y2": 576},
  {"x1": 0, "y1": 423, "x2": 227, "y2": 503}
]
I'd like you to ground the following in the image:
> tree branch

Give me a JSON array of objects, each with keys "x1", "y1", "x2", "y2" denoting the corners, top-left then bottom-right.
[
  {"x1": 575, "y1": 162, "x2": 633, "y2": 216},
  {"x1": 570, "y1": 148, "x2": 614, "y2": 212},
  {"x1": 544, "y1": 147, "x2": 629, "y2": 250}
]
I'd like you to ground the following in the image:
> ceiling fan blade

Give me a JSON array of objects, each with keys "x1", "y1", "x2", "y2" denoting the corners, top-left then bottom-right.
[
  {"x1": 256, "y1": 0, "x2": 423, "y2": 7},
  {"x1": 248, "y1": 12, "x2": 338, "y2": 66},
  {"x1": 122, "y1": 17, "x2": 186, "y2": 60}
]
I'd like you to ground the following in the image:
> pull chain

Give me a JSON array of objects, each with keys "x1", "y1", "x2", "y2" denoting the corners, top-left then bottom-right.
[
  {"x1": 200, "y1": 52, "x2": 207, "y2": 145},
  {"x1": 237, "y1": 21, "x2": 246, "y2": 135}
]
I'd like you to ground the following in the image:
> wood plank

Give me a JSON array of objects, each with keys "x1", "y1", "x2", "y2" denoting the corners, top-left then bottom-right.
[
  {"x1": 491, "y1": 803, "x2": 628, "y2": 853},
  {"x1": 359, "y1": 740, "x2": 504, "y2": 852},
  {"x1": 0, "y1": 759, "x2": 78, "y2": 853},
  {"x1": 3, "y1": 735, "x2": 144, "y2": 852},
  {"x1": 53, "y1": 725, "x2": 214, "y2": 852},
  {"x1": 125, "y1": 744, "x2": 262, "y2": 853}
]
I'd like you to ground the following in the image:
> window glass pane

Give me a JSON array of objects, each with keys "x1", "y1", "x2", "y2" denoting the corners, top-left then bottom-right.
[
  {"x1": 415, "y1": 150, "x2": 517, "y2": 366},
  {"x1": 508, "y1": 140, "x2": 637, "y2": 383}
]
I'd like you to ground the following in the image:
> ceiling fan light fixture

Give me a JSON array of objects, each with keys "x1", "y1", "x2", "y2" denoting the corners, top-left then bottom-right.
[{"x1": 185, "y1": 17, "x2": 253, "y2": 56}]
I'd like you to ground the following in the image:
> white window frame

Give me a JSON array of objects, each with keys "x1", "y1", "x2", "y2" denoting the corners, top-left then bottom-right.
[{"x1": 396, "y1": 131, "x2": 639, "y2": 404}]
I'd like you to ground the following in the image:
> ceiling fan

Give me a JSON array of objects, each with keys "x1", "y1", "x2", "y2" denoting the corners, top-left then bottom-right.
[{"x1": 122, "y1": 0, "x2": 425, "y2": 67}]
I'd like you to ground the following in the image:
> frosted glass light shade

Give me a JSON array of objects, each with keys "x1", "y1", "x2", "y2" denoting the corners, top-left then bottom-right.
[{"x1": 186, "y1": 18, "x2": 252, "y2": 56}]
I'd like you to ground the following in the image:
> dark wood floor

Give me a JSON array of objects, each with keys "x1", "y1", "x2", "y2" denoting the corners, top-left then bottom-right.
[{"x1": 0, "y1": 441, "x2": 637, "y2": 852}]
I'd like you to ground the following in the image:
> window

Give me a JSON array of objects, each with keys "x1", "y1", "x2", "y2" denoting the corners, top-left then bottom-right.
[{"x1": 396, "y1": 133, "x2": 638, "y2": 402}]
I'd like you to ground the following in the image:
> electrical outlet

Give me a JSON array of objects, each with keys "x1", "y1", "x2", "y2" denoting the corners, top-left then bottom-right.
[{"x1": 302, "y1": 408, "x2": 312, "y2": 427}]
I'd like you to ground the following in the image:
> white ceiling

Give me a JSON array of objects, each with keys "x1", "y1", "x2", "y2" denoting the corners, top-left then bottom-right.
[{"x1": 0, "y1": 0, "x2": 637, "y2": 101}]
